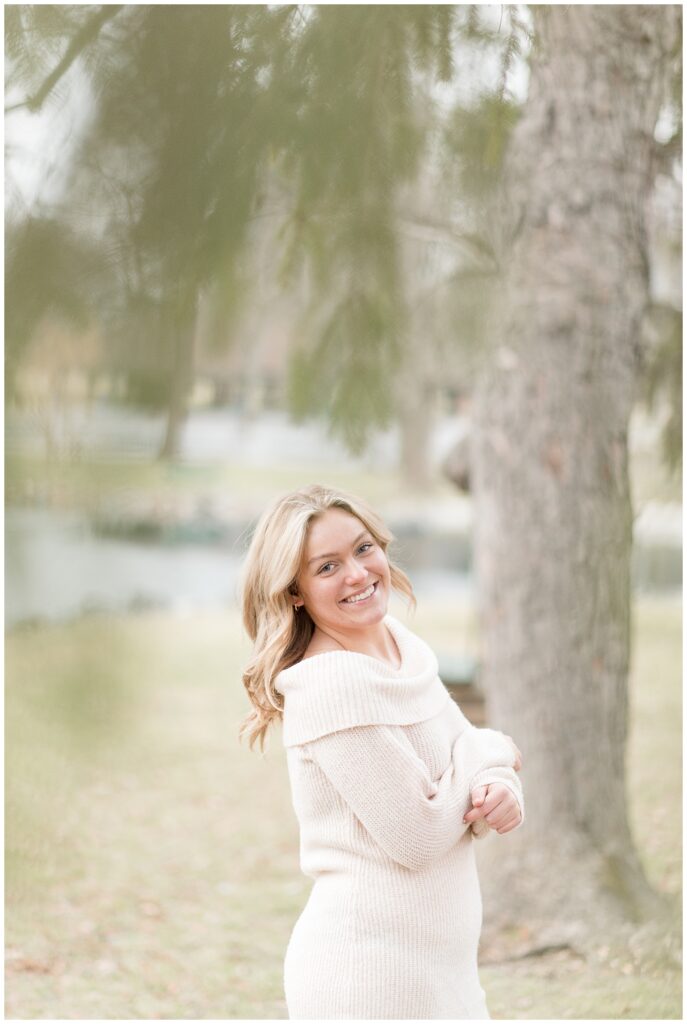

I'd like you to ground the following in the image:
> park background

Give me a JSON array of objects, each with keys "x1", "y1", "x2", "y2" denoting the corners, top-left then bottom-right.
[{"x1": 5, "y1": 5, "x2": 683, "y2": 1020}]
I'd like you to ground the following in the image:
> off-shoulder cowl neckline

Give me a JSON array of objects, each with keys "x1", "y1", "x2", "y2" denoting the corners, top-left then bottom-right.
[
  {"x1": 281, "y1": 613, "x2": 406, "y2": 677},
  {"x1": 275, "y1": 615, "x2": 452, "y2": 747}
]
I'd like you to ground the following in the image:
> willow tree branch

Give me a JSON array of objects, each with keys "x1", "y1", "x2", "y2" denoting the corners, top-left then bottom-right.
[{"x1": 5, "y1": 5, "x2": 124, "y2": 114}]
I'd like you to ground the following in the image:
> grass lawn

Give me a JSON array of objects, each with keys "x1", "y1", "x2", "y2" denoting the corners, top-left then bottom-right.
[
  {"x1": 5, "y1": 452, "x2": 432, "y2": 519},
  {"x1": 5, "y1": 597, "x2": 682, "y2": 1019},
  {"x1": 6, "y1": 440, "x2": 681, "y2": 516}
]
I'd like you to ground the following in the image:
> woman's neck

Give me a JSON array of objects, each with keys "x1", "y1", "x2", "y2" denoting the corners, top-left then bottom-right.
[{"x1": 311, "y1": 620, "x2": 401, "y2": 669}]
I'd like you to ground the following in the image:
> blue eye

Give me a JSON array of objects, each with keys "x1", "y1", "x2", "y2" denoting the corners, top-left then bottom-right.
[{"x1": 317, "y1": 541, "x2": 373, "y2": 575}]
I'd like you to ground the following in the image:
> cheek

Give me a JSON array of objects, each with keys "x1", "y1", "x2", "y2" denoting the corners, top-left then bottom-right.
[
  {"x1": 373, "y1": 553, "x2": 391, "y2": 579},
  {"x1": 303, "y1": 576, "x2": 335, "y2": 605}
]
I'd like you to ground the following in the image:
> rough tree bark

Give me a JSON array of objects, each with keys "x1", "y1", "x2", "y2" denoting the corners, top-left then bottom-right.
[{"x1": 469, "y1": 5, "x2": 680, "y2": 942}]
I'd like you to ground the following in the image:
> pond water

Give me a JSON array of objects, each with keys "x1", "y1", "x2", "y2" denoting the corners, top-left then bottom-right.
[{"x1": 5, "y1": 506, "x2": 680, "y2": 628}]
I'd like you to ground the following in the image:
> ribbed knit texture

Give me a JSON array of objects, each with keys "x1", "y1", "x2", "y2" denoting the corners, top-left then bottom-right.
[{"x1": 275, "y1": 615, "x2": 524, "y2": 1020}]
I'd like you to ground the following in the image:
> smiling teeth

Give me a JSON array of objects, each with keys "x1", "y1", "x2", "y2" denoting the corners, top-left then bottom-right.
[{"x1": 342, "y1": 583, "x2": 375, "y2": 604}]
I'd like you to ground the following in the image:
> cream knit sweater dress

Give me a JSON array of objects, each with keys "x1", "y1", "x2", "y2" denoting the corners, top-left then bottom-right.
[{"x1": 275, "y1": 614, "x2": 524, "y2": 1020}]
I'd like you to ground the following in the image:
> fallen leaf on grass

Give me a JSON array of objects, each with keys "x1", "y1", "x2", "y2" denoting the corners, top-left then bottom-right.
[
  {"x1": 140, "y1": 900, "x2": 162, "y2": 918},
  {"x1": 6, "y1": 957, "x2": 55, "y2": 974}
]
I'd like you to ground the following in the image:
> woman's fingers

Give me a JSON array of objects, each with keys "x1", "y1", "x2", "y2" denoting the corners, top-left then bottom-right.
[
  {"x1": 496, "y1": 812, "x2": 522, "y2": 834},
  {"x1": 466, "y1": 784, "x2": 508, "y2": 824},
  {"x1": 471, "y1": 784, "x2": 489, "y2": 808},
  {"x1": 484, "y1": 789, "x2": 520, "y2": 830},
  {"x1": 463, "y1": 785, "x2": 489, "y2": 823},
  {"x1": 464, "y1": 784, "x2": 504, "y2": 824},
  {"x1": 465, "y1": 783, "x2": 522, "y2": 833}
]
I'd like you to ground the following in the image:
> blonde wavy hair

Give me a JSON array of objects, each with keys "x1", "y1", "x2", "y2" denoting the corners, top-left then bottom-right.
[{"x1": 239, "y1": 484, "x2": 416, "y2": 752}]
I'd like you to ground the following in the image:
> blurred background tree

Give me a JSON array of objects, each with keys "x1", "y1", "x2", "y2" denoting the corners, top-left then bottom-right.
[
  {"x1": 466, "y1": 5, "x2": 682, "y2": 940},
  {"x1": 5, "y1": 0, "x2": 681, "y2": 961}
]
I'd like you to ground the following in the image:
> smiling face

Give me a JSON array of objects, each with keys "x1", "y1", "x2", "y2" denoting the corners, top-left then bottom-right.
[{"x1": 293, "y1": 507, "x2": 391, "y2": 638}]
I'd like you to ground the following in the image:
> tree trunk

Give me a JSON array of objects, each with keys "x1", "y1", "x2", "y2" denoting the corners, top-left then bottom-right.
[
  {"x1": 398, "y1": 376, "x2": 433, "y2": 491},
  {"x1": 470, "y1": 5, "x2": 679, "y2": 942},
  {"x1": 158, "y1": 295, "x2": 197, "y2": 461}
]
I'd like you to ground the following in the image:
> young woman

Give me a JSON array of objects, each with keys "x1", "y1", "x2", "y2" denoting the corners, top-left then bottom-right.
[{"x1": 240, "y1": 484, "x2": 524, "y2": 1020}]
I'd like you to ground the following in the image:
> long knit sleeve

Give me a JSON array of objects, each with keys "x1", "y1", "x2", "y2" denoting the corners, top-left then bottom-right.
[{"x1": 302, "y1": 723, "x2": 520, "y2": 871}]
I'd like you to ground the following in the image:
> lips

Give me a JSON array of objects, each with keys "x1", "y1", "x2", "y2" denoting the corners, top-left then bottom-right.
[{"x1": 339, "y1": 581, "x2": 378, "y2": 605}]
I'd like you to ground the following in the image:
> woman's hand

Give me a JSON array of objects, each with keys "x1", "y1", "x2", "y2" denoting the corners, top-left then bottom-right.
[
  {"x1": 501, "y1": 733, "x2": 522, "y2": 772},
  {"x1": 464, "y1": 783, "x2": 522, "y2": 834}
]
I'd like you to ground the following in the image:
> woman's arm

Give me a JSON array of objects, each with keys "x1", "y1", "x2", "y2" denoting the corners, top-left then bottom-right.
[{"x1": 301, "y1": 723, "x2": 519, "y2": 871}]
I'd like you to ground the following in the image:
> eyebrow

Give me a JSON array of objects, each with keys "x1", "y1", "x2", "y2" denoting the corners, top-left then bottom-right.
[{"x1": 307, "y1": 530, "x2": 370, "y2": 566}]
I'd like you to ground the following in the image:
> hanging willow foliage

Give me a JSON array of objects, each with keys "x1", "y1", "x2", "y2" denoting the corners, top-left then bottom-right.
[{"x1": 5, "y1": 4, "x2": 681, "y2": 457}]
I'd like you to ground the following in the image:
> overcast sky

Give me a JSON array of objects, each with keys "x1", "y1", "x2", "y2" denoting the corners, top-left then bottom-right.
[{"x1": 5, "y1": 61, "x2": 95, "y2": 215}]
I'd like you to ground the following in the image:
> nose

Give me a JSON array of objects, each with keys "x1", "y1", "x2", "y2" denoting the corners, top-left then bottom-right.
[{"x1": 343, "y1": 558, "x2": 367, "y2": 585}]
